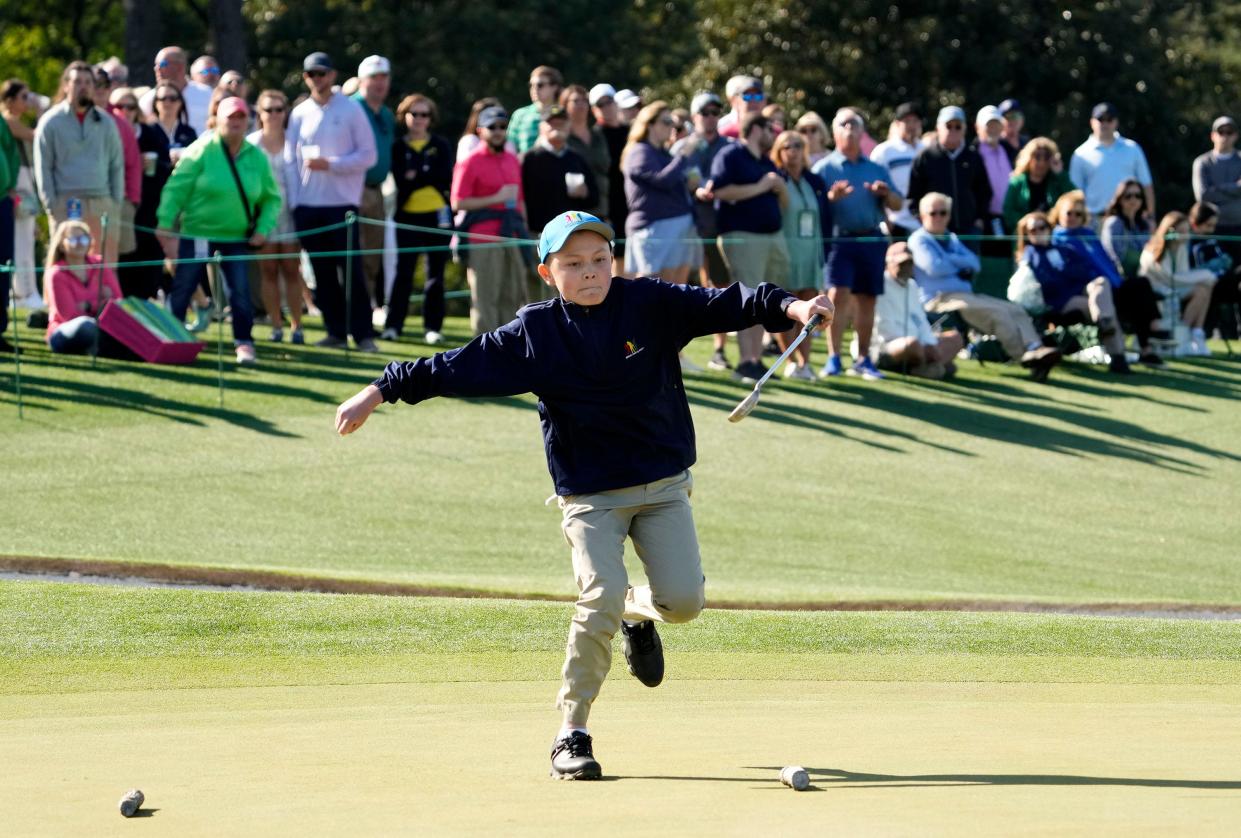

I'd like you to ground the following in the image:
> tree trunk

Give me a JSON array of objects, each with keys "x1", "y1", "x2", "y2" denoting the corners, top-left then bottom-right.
[
  {"x1": 209, "y1": 0, "x2": 247, "y2": 75},
  {"x1": 124, "y1": 0, "x2": 163, "y2": 87}
]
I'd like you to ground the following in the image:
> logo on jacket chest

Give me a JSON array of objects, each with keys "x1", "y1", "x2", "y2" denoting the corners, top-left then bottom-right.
[{"x1": 623, "y1": 339, "x2": 644, "y2": 360}]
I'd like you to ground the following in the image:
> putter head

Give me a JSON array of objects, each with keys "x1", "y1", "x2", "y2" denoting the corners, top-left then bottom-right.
[{"x1": 728, "y1": 388, "x2": 761, "y2": 423}]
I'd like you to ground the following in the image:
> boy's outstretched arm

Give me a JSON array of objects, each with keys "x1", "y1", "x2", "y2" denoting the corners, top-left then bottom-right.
[
  {"x1": 336, "y1": 385, "x2": 383, "y2": 436},
  {"x1": 335, "y1": 320, "x2": 536, "y2": 437}
]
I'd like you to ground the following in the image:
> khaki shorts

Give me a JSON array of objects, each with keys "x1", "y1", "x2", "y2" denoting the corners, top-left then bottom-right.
[{"x1": 716, "y1": 231, "x2": 790, "y2": 287}]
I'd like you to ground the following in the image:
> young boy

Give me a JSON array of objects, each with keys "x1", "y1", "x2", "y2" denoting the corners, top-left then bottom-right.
[{"x1": 335, "y1": 211, "x2": 833, "y2": 780}]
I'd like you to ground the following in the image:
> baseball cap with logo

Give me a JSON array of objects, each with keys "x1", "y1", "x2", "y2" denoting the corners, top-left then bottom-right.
[
  {"x1": 217, "y1": 97, "x2": 249, "y2": 120},
  {"x1": 303, "y1": 52, "x2": 333, "y2": 73},
  {"x1": 937, "y1": 105, "x2": 967, "y2": 126},
  {"x1": 998, "y1": 98, "x2": 1022, "y2": 116},
  {"x1": 588, "y1": 83, "x2": 616, "y2": 106},
  {"x1": 478, "y1": 106, "x2": 508, "y2": 128},
  {"x1": 691, "y1": 91, "x2": 723, "y2": 115},
  {"x1": 1091, "y1": 102, "x2": 1118, "y2": 120},
  {"x1": 358, "y1": 55, "x2": 390, "y2": 78},
  {"x1": 615, "y1": 89, "x2": 641, "y2": 110},
  {"x1": 538, "y1": 211, "x2": 615, "y2": 263},
  {"x1": 725, "y1": 75, "x2": 763, "y2": 99}
]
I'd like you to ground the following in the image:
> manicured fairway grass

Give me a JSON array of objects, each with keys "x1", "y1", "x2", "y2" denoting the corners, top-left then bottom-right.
[
  {"x1": 3, "y1": 316, "x2": 1240, "y2": 605},
  {"x1": 3, "y1": 582, "x2": 1240, "y2": 835}
]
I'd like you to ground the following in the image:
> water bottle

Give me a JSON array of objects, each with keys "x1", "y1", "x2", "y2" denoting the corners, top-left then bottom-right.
[
  {"x1": 66, "y1": 197, "x2": 83, "y2": 220},
  {"x1": 436, "y1": 206, "x2": 452, "y2": 228}
]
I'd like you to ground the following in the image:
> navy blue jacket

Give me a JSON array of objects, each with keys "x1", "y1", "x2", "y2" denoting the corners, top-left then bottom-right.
[{"x1": 374, "y1": 277, "x2": 796, "y2": 495}]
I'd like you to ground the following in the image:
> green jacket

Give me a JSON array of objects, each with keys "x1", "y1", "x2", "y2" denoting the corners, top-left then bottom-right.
[
  {"x1": 1002, "y1": 169, "x2": 1076, "y2": 232},
  {"x1": 0, "y1": 118, "x2": 19, "y2": 195},
  {"x1": 157, "y1": 131, "x2": 281, "y2": 240}
]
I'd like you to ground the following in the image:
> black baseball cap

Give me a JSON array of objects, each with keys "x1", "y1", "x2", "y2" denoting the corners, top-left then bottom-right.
[
  {"x1": 478, "y1": 106, "x2": 508, "y2": 128},
  {"x1": 893, "y1": 101, "x2": 922, "y2": 120},
  {"x1": 1091, "y1": 102, "x2": 1118, "y2": 120},
  {"x1": 303, "y1": 52, "x2": 333, "y2": 72},
  {"x1": 543, "y1": 105, "x2": 568, "y2": 122},
  {"x1": 998, "y1": 98, "x2": 1022, "y2": 116}
]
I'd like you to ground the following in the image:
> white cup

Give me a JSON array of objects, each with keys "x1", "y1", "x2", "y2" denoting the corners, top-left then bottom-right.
[
  {"x1": 565, "y1": 172, "x2": 586, "y2": 192},
  {"x1": 302, "y1": 144, "x2": 321, "y2": 161}
]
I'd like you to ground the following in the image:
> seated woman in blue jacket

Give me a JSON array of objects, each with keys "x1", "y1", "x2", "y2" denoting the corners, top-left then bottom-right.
[
  {"x1": 1016, "y1": 210, "x2": 1132, "y2": 373},
  {"x1": 334, "y1": 212, "x2": 833, "y2": 782},
  {"x1": 1048, "y1": 190, "x2": 1123, "y2": 288}
]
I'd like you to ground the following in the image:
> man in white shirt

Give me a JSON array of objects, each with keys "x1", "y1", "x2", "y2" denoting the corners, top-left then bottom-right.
[
  {"x1": 860, "y1": 242, "x2": 963, "y2": 379},
  {"x1": 1069, "y1": 102, "x2": 1155, "y2": 220},
  {"x1": 286, "y1": 51, "x2": 379, "y2": 351},
  {"x1": 869, "y1": 101, "x2": 924, "y2": 235},
  {"x1": 137, "y1": 46, "x2": 213, "y2": 135}
]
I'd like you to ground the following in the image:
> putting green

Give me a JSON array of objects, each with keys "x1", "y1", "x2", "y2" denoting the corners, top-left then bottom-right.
[
  {"x1": 3, "y1": 680, "x2": 1239, "y2": 835},
  {"x1": 4, "y1": 583, "x2": 1241, "y2": 834}
]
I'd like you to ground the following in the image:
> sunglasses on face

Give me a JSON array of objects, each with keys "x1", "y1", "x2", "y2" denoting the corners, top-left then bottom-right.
[
  {"x1": 409, "y1": 111, "x2": 431, "y2": 118},
  {"x1": 799, "y1": 125, "x2": 821, "y2": 133},
  {"x1": 927, "y1": 209, "x2": 950, "y2": 217},
  {"x1": 741, "y1": 92, "x2": 764, "y2": 102},
  {"x1": 1032, "y1": 151, "x2": 1052, "y2": 160},
  {"x1": 485, "y1": 123, "x2": 508, "y2": 131},
  {"x1": 700, "y1": 108, "x2": 721, "y2": 118},
  {"x1": 658, "y1": 117, "x2": 675, "y2": 126},
  {"x1": 1028, "y1": 223, "x2": 1050, "y2": 233},
  {"x1": 531, "y1": 80, "x2": 555, "y2": 89},
  {"x1": 1096, "y1": 116, "x2": 1117, "y2": 123},
  {"x1": 67, "y1": 234, "x2": 92, "y2": 247},
  {"x1": 1122, "y1": 192, "x2": 1142, "y2": 200},
  {"x1": 305, "y1": 70, "x2": 328, "y2": 79},
  {"x1": 595, "y1": 98, "x2": 615, "y2": 108},
  {"x1": 260, "y1": 106, "x2": 285, "y2": 113},
  {"x1": 198, "y1": 67, "x2": 220, "y2": 76},
  {"x1": 156, "y1": 96, "x2": 181, "y2": 103},
  {"x1": 157, "y1": 60, "x2": 174, "y2": 69},
  {"x1": 118, "y1": 102, "x2": 138, "y2": 110},
  {"x1": 1066, "y1": 210, "x2": 1086, "y2": 218},
  {"x1": 1218, "y1": 128, "x2": 1237, "y2": 136},
  {"x1": 783, "y1": 143, "x2": 805, "y2": 151}
]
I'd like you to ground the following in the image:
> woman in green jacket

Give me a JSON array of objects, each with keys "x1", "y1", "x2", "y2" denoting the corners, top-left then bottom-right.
[
  {"x1": 156, "y1": 97, "x2": 281, "y2": 364},
  {"x1": 1002, "y1": 137, "x2": 1076, "y2": 236}
]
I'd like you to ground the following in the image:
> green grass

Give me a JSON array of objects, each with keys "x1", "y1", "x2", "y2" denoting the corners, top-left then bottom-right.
[
  {"x1": 4, "y1": 581, "x2": 1240, "y2": 696},
  {"x1": 3, "y1": 314, "x2": 1241, "y2": 604}
]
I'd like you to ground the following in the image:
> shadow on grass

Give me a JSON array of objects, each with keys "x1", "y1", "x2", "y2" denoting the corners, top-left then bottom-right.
[
  {"x1": 10, "y1": 372, "x2": 297, "y2": 437},
  {"x1": 686, "y1": 365, "x2": 1234, "y2": 473},
  {"x1": 790, "y1": 766, "x2": 1241, "y2": 790}
]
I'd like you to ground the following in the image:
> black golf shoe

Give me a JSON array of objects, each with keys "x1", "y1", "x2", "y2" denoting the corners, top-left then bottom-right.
[
  {"x1": 550, "y1": 731, "x2": 602, "y2": 780},
  {"x1": 621, "y1": 619, "x2": 664, "y2": 687}
]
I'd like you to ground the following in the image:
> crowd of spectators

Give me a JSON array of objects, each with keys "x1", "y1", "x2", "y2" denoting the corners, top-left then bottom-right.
[{"x1": 2, "y1": 49, "x2": 1239, "y2": 383}]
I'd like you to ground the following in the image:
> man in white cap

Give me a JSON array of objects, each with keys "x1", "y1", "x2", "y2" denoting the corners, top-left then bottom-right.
[
  {"x1": 591, "y1": 83, "x2": 629, "y2": 272},
  {"x1": 907, "y1": 105, "x2": 992, "y2": 246},
  {"x1": 718, "y1": 74, "x2": 765, "y2": 139},
  {"x1": 971, "y1": 104, "x2": 1016, "y2": 251},
  {"x1": 352, "y1": 54, "x2": 396, "y2": 312},
  {"x1": 614, "y1": 89, "x2": 642, "y2": 126}
]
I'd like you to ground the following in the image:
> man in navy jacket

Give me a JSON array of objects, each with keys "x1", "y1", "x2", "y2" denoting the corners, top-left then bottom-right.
[{"x1": 335, "y1": 211, "x2": 833, "y2": 780}]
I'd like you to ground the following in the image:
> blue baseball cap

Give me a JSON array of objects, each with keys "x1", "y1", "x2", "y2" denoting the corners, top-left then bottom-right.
[{"x1": 537, "y1": 211, "x2": 615, "y2": 263}]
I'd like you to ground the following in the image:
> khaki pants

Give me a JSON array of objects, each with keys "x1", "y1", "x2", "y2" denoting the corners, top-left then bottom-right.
[
  {"x1": 49, "y1": 195, "x2": 120, "y2": 267},
  {"x1": 556, "y1": 470, "x2": 705, "y2": 727},
  {"x1": 1062, "y1": 278, "x2": 1125, "y2": 355},
  {"x1": 118, "y1": 200, "x2": 137, "y2": 255},
  {"x1": 926, "y1": 291, "x2": 1041, "y2": 359},
  {"x1": 465, "y1": 243, "x2": 529, "y2": 334},
  {"x1": 359, "y1": 184, "x2": 386, "y2": 307},
  {"x1": 716, "y1": 231, "x2": 789, "y2": 288}
]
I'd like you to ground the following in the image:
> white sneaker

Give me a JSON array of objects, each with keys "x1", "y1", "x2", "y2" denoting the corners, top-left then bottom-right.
[
  {"x1": 679, "y1": 354, "x2": 704, "y2": 373},
  {"x1": 425, "y1": 330, "x2": 444, "y2": 345},
  {"x1": 235, "y1": 343, "x2": 257, "y2": 365},
  {"x1": 783, "y1": 363, "x2": 815, "y2": 381}
]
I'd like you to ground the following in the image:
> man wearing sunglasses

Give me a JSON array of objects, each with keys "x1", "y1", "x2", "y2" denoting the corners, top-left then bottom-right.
[
  {"x1": 352, "y1": 55, "x2": 396, "y2": 312},
  {"x1": 138, "y1": 47, "x2": 212, "y2": 135},
  {"x1": 1192, "y1": 115, "x2": 1241, "y2": 339},
  {"x1": 451, "y1": 106, "x2": 530, "y2": 334},
  {"x1": 287, "y1": 51, "x2": 380, "y2": 351},
  {"x1": 510, "y1": 66, "x2": 564, "y2": 155},
  {"x1": 1069, "y1": 102, "x2": 1155, "y2": 224},
  {"x1": 907, "y1": 105, "x2": 992, "y2": 248},
  {"x1": 718, "y1": 74, "x2": 765, "y2": 140}
]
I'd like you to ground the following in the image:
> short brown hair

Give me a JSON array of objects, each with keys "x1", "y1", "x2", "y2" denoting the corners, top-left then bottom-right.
[
  {"x1": 529, "y1": 65, "x2": 563, "y2": 88},
  {"x1": 396, "y1": 93, "x2": 438, "y2": 127}
]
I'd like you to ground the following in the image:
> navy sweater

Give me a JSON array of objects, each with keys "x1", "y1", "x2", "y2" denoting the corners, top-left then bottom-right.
[{"x1": 374, "y1": 277, "x2": 796, "y2": 495}]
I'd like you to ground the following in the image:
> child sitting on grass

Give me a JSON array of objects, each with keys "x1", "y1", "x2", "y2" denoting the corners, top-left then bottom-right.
[{"x1": 335, "y1": 211, "x2": 832, "y2": 780}]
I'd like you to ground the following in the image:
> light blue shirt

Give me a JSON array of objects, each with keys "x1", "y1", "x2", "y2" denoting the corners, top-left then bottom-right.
[
  {"x1": 812, "y1": 150, "x2": 896, "y2": 233},
  {"x1": 285, "y1": 92, "x2": 378, "y2": 209},
  {"x1": 908, "y1": 227, "x2": 981, "y2": 305},
  {"x1": 1069, "y1": 134, "x2": 1152, "y2": 214}
]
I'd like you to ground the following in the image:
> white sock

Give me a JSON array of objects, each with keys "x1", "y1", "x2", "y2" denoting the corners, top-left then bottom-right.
[{"x1": 558, "y1": 727, "x2": 588, "y2": 740}]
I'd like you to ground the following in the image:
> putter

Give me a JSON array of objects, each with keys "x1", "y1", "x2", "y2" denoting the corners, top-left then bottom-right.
[{"x1": 728, "y1": 313, "x2": 824, "y2": 423}]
